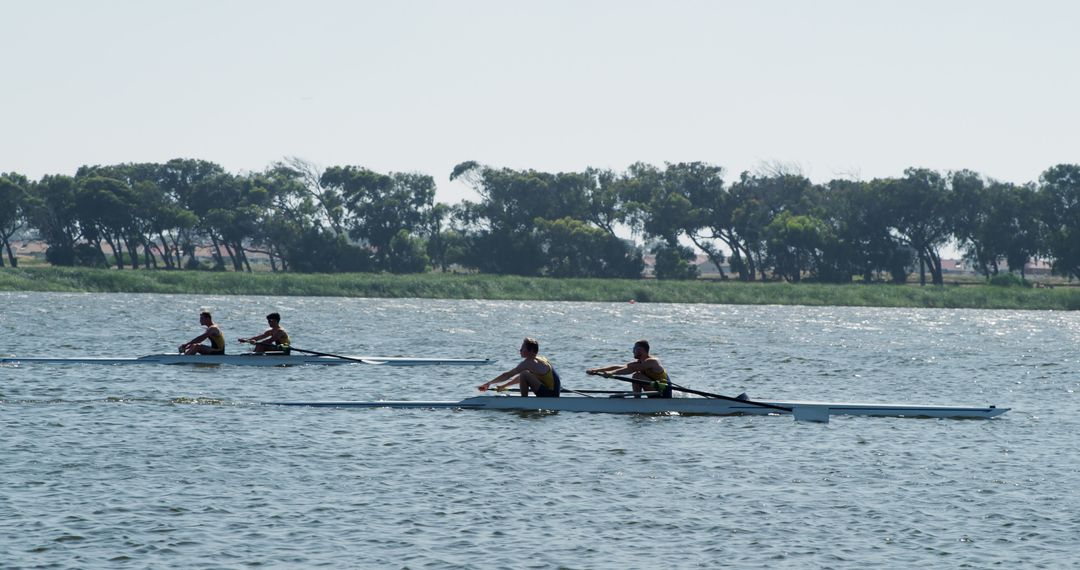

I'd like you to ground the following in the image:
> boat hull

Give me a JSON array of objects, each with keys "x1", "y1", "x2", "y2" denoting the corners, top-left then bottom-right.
[
  {"x1": 0, "y1": 354, "x2": 494, "y2": 367},
  {"x1": 267, "y1": 395, "x2": 1009, "y2": 419}
]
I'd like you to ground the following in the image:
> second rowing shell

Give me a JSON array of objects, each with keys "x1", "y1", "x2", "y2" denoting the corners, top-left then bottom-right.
[{"x1": 0, "y1": 354, "x2": 495, "y2": 366}]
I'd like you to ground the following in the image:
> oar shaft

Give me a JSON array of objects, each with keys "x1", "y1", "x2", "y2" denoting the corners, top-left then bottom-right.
[
  {"x1": 603, "y1": 374, "x2": 792, "y2": 413},
  {"x1": 279, "y1": 346, "x2": 371, "y2": 365}
]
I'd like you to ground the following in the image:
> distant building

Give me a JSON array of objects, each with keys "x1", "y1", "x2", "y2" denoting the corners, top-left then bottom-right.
[
  {"x1": 940, "y1": 259, "x2": 967, "y2": 273},
  {"x1": 1000, "y1": 258, "x2": 1052, "y2": 275}
]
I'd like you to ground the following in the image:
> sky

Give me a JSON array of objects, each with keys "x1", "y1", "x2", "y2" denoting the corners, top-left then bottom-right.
[{"x1": 2, "y1": 0, "x2": 1078, "y2": 206}]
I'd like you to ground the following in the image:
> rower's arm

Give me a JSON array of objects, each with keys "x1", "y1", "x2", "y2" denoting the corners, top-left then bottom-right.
[
  {"x1": 478, "y1": 361, "x2": 527, "y2": 390},
  {"x1": 588, "y1": 362, "x2": 642, "y2": 375},
  {"x1": 184, "y1": 332, "x2": 209, "y2": 346},
  {"x1": 239, "y1": 329, "x2": 271, "y2": 343}
]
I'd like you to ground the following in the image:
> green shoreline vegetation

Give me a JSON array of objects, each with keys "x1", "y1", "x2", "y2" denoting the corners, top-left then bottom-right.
[{"x1": 3, "y1": 267, "x2": 1079, "y2": 310}]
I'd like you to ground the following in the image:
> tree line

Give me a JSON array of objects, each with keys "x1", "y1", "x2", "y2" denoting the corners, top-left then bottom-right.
[{"x1": 2, "y1": 158, "x2": 1079, "y2": 284}]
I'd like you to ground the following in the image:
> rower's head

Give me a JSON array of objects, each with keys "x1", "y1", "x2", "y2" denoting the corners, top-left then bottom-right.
[
  {"x1": 520, "y1": 337, "x2": 539, "y2": 357},
  {"x1": 632, "y1": 340, "x2": 650, "y2": 358},
  {"x1": 266, "y1": 312, "x2": 281, "y2": 325},
  {"x1": 199, "y1": 311, "x2": 213, "y2": 325}
]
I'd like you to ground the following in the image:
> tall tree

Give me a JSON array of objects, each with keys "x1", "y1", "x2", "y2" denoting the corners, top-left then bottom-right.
[
  {"x1": 820, "y1": 179, "x2": 909, "y2": 283},
  {"x1": 534, "y1": 217, "x2": 643, "y2": 278},
  {"x1": 952, "y1": 171, "x2": 1042, "y2": 279},
  {"x1": 619, "y1": 162, "x2": 730, "y2": 277},
  {"x1": 159, "y1": 159, "x2": 227, "y2": 268},
  {"x1": 449, "y1": 163, "x2": 556, "y2": 275},
  {"x1": 0, "y1": 172, "x2": 30, "y2": 266},
  {"x1": 878, "y1": 168, "x2": 952, "y2": 285},
  {"x1": 25, "y1": 175, "x2": 82, "y2": 266},
  {"x1": 322, "y1": 166, "x2": 436, "y2": 272},
  {"x1": 75, "y1": 174, "x2": 136, "y2": 268},
  {"x1": 728, "y1": 172, "x2": 819, "y2": 281},
  {"x1": 1038, "y1": 164, "x2": 1080, "y2": 279}
]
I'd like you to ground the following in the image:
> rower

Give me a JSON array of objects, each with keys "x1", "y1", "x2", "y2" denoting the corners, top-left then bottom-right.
[
  {"x1": 179, "y1": 311, "x2": 226, "y2": 355},
  {"x1": 586, "y1": 339, "x2": 671, "y2": 398},
  {"x1": 477, "y1": 337, "x2": 560, "y2": 397},
  {"x1": 238, "y1": 312, "x2": 291, "y2": 354}
]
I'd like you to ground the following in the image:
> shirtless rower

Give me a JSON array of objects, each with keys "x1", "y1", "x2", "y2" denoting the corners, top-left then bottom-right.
[
  {"x1": 238, "y1": 312, "x2": 291, "y2": 354},
  {"x1": 586, "y1": 339, "x2": 671, "y2": 398},
  {"x1": 179, "y1": 311, "x2": 226, "y2": 355}
]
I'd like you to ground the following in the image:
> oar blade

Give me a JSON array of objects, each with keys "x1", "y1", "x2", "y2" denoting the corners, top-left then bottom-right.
[{"x1": 792, "y1": 404, "x2": 830, "y2": 423}]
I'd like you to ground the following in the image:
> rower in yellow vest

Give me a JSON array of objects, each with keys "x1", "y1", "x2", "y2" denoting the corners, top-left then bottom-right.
[
  {"x1": 238, "y1": 312, "x2": 291, "y2": 354},
  {"x1": 586, "y1": 339, "x2": 671, "y2": 398},
  {"x1": 179, "y1": 311, "x2": 226, "y2": 355},
  {"x1": 478, "y1": 337, "x2": 560, "y2": 397}
]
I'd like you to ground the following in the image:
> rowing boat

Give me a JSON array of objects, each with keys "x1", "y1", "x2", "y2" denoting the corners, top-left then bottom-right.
[
  {"x1": 265, "y1": 394, "x2": 1009, "y2": 420},
  {"x1": 0, "y1": 354, "x2": 494, "y2": 367}
]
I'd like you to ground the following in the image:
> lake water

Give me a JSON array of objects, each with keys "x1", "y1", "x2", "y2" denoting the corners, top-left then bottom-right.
[{"x1": 1, "y1": 292, "x2": 1078, "y2": 568}]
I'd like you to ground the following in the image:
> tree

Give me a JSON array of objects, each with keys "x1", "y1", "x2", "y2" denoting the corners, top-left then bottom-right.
[
  {"x1": 819, "y1": 179, "x2": 909, "y2": 283},
  {"x1": 423, "y1": 203, "x2": 457, "y2": 272},
  {"x1": 1038, "y1": 164, "x2": 1080, "y2": 279},
  {"x1": 322, "y1": 166, "x2": 436, "y2": 272},
  {"x1": 0, "y1": 172, "x2": 30, "y2": 266},
  {"x1": 245, "y1": 164, "x2": 322, "y2": 272},
  {"x1": 25, "y1": 175, "x2": 82, "y2": 266},
  {"x1": 275, "y1": 157, "x2": 347, "y2": 236},
  {"x1": 534, "y1": 217, "x2": 642, "y2": 278},
  {"x1": 387, "y1": 229, "x2": 430, "y2": 273},
  {"x1": 75, "y1": 174, "x2": 136, "y2": 268},
  {"x1": 728, "y1": 172, "x2": 820, "y2": 281},
  {"x1": 159, "y1": 159, "x2": 228, "y2": 268},
  {"x1": 765, "y1": 211, "x2": 834, "y2": 282},
  {"x1": 449, "y1": 162, "x2": 592, "y2": 275},
  {"x1": 618, "y1": 162, "x2": 730, "y2": 277},
  {"x1": 651, "y1": 243, "x2": 699, "y2": 280},
  {"x1": 952, "y1": 171, "x2": 1042, "y2": 279},
  {"x1": 878, "y1": 168, "x2": 952, "y2": 285}
]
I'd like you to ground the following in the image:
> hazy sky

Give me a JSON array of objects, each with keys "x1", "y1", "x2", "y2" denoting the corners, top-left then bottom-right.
[{"x1": 2, "y1": 0, "x2": 1078, "y2": 204}]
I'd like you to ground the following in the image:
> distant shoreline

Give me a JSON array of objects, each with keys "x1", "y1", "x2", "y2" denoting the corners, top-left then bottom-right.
[{"x1": 2, "y1": 267, "x2": 1078, "y2": 310}]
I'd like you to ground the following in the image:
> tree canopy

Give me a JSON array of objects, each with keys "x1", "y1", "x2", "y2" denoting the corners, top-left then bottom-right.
[{"x1": 5, "y1": 157, "x2": 1079, "y2": 283}]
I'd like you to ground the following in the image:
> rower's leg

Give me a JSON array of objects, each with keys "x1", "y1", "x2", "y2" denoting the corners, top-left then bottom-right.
[
  {"x1": 631, "y1": 373, "x2": 646, "y2": 398},
  {"x1": 519, "y1": 371, "x2": 542, "y2": 397}
]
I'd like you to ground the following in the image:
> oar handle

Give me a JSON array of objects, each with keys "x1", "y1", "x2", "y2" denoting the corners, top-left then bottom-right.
[{"x1": 602, "y1": 374, "x2": 792, "y2": 413}]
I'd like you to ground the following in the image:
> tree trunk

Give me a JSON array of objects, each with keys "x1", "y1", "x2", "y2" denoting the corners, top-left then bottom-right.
[
  {"x1": 221, "y1": 241, "x2": 241, "y2": 271},
  {"x1": 928, "y1": 249, "x2": 943, "y2": 285},
  {"x1": 268, "y1": 246, "x2": 278, "y2": 272},
  {"x1": 157, "y1": 233, "x2": 174, "y2": 269},
  {"x1": 210, "y1": 235, "x2": 227, "y2": 269},
  {"x1": 687, "y1": 235, "x2": 725, "y2": 280},
  {"x1": 102, "y1": 234, "x2": 124, "y2": 269},
  {"x1": 743, "y1": 244, "x2": 757, "y2": 282},
  {"x1": 125, "y1": 235, "x2": 140, "y2": 269},
  {"x1": 173, "y1": 231, "x2": 192, "y2": 268},
  {"x1": 144, "y1": 241, "x2": 157, "y2": 268},
  {"x1": 237, "y1": 243, "x2": 251, "y2": 272},
  {"x1": 1, "y1": 236, "x2": 15, "y2": 267}
]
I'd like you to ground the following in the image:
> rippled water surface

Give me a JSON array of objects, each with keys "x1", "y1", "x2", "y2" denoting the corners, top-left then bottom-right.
[{"x1": 2, "y1": 292, "x2": 1078, "y2": 568}]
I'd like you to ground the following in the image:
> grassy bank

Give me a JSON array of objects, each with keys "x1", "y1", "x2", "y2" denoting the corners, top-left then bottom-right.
[{"x1": 2, "y1": 266, "x2": 1078, "y2": 310}]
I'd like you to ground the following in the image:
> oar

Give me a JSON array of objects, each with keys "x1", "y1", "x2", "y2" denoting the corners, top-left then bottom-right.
[
  {"x1": 599, "y1": 374, "x2": 829, "y2": 423},
  {"x1": 560, "y1": 387, "x2": 596, "y2": 398},
  {"x1": 245, "y1": 341, "x2": 386, "y2": 365}
]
